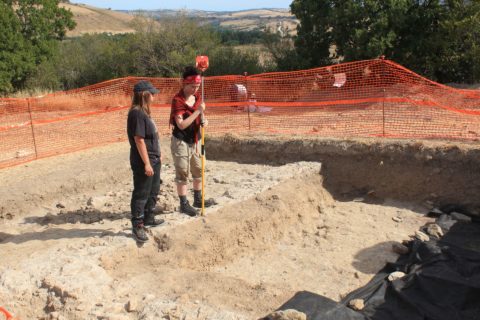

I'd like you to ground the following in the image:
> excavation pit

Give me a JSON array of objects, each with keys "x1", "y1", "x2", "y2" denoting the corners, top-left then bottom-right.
[{"x1": 0, "y1": 134, "x2": 478, "y2": 319}]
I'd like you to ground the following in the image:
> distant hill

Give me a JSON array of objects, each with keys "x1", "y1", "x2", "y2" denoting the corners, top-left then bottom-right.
[
  {"x1": 62, "y1": 3, "x2": 298, "y2": 37},
  {"x1": 60, "y1": 3, "x2": 135, "y2": 36},
  {"x1": 122, "y1": 8, "x2": 299, "y2": 36}
]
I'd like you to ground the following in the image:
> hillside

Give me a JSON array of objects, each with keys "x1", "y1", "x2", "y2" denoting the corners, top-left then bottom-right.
[
  {"x1": 62, "y1": 3, "x2": 298, "y2": 37},
  {"x1": 125, "y1": 8, "x2": 299, "y2": 35},
  {"x1": 60, "y1": 3, "x2": 135, "y2": 36}
]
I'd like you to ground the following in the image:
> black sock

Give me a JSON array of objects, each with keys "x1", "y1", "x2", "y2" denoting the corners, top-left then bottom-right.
[
  {"x1": 194, "y1": 190, "x2": 201, "y2": 202},
  {"x1": 179, "y1": 195, "x2": 188, "y2": 205}
]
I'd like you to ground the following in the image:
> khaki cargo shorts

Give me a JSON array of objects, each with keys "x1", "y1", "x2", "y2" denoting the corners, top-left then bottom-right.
[{"x1": 170, "y1": 136, "x2": 202, "y2": 184}]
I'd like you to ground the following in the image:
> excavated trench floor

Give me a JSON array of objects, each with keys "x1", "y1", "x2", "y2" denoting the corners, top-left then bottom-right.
[{"x1": 1, "y1": 134, "x2": 478, "y2": 319}]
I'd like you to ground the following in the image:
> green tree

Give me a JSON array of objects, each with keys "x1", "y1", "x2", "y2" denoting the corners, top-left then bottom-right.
[
  {"x1": 331, "y1": 1, "x2": 407, "y2": 60},
  {"x1": 130, "y1": 15, "x2": 220, "y2": 77},
  {"x1": 261, "y1": 29, "x2": 307, "y2": 71},
  {"x1": 0, "y1": 2, "x2": 32, "y2": 93},
  {"x1": 29, "y1": 33, "x2": 139, "y2": 90},
  {"x1": 290, "y1": 0, "x2": 480, "y2": 83},
  {"x1": 26, "y1": 13, "x2": 272, "y2": 91},
  {"x1": 401, "y1": 0, "x2": 480, "y2": 83},
  {"x1": 0, "y1": 0, "x2": 75, "y2": 93},
  {"x1": 290, "y1": 0, "x2": 336, "y2": 67},
  {"x1": 205, "y1": 46, "x2": 266, "y2": 76},
  {"x1": 217, "y1": 28, "x2": 265, "y2": 45}
]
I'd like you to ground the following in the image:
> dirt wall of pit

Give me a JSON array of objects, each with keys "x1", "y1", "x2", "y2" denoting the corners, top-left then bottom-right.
[{"x1": 206, "y1": 134, "x2": 480, "y2": 215}]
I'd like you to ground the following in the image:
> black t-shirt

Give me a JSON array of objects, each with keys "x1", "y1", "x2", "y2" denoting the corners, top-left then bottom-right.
[{"x1": 127, "y1": 108, "x2": 160, "y2": 168}]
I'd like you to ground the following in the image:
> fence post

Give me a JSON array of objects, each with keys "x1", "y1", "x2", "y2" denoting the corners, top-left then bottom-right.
[
  {"x1": 27, "y1": 98, "x2": 38, "y2": 159},
  {"x1": 382, "y1": 88, "x2": 386, "y2": 137},
  {"x1": 380, "y1": 57, "x2": 387, "y2": 137},
  {"x1": 243, "y1": 72, "x2": 251, "y2": 131}
]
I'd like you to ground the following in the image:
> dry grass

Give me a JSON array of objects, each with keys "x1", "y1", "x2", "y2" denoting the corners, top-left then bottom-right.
[
  {"x1": 225, "y1": 9, "x2": 294, "y2": 18},
  {"x1": 217, "y1": 9, "x2": 298, "y2": 35},
  {"x1": 8, "y1": 89, "x2": 55, "y2": 99},
  {"x1": 60, "y1": 3, "x2": 135, "y2": 36}
]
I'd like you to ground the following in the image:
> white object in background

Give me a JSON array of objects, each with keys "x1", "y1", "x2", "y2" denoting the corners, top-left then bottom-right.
[
  {"x1": 233, "y1": 84, "x2": 247, "y2": 98},
  {"x1": 333, "y1": 73, "x2": 347, "y2": 88}
]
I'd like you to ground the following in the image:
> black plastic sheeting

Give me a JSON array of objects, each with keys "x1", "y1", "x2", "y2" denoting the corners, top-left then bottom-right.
[{"x1": 262, "y1": 212, "x2": 480, "y2": 320}]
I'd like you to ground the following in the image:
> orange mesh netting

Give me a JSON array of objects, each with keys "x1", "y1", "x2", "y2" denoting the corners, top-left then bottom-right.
[{"x1": 1, "y1": 58, "x2": 480, "y2": 169}]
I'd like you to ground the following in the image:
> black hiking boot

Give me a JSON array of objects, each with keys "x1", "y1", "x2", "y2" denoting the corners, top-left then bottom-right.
[
  {"x1": 193, "y1": 190, "x2": 217, "y2": 208},
  {"x1": 132, "y1": 224, "x2": 149, "y2": 242},
  {"x1": 180, "y1": 200, "x2": 198, "y2": 217},
  {"x1": 193, "y1": 198, "x2": 217, "y2": 208},
  {"x1": 144, "y1": 215, "x2": 165, "y2": 228}
]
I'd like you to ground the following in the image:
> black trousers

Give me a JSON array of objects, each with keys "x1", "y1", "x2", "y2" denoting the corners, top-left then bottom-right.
[{"x1": 130, "y1": 162, "x2": 161, "y2": 227}]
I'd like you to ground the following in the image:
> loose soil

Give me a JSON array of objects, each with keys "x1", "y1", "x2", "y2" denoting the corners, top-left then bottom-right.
[{"x1": 2, "y1": 134, "x2": 476, "y2": 320}]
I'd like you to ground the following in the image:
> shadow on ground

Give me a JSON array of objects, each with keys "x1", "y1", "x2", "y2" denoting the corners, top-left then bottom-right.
[
  {"x1": 23, "y1": 209, "x2": 129, "y2": 226},
  {"x1": 0, "y1": 227, "x2": 130, "y2": 244},
  {"x1": 352, "y1": 241, "x2": 398, "y2": 274}
]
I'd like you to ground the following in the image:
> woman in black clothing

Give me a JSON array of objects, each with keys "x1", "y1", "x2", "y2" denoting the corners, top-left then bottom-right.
[{"x1": 127, "y1": 80, "x2": 164, "y2": 243}]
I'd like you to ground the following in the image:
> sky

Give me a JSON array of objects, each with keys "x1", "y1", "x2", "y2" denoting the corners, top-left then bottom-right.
[{"x1": 71, "y1": 0, "x2": 293, "y2": 11}]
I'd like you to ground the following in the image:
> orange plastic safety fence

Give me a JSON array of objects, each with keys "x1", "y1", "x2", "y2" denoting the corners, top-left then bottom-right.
[
  {"x1": 1, "y1": 59, "x2": 480, "y2": 169},
  {"x1": 0, "y1": 306, "x2": 17, "y2": 320}
]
